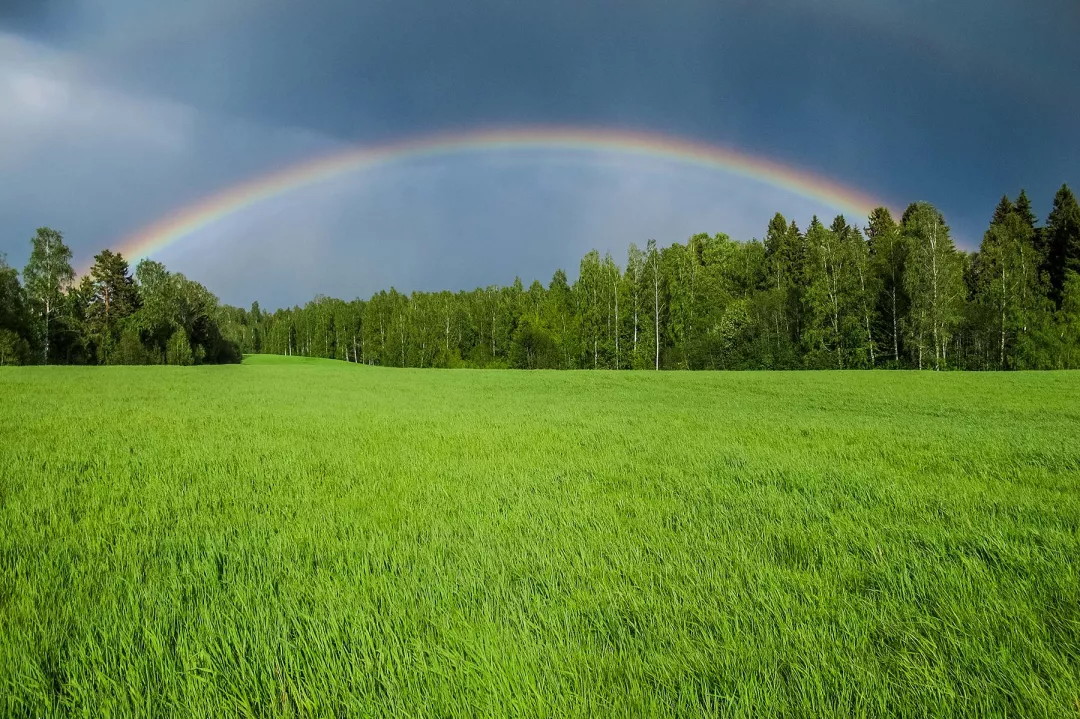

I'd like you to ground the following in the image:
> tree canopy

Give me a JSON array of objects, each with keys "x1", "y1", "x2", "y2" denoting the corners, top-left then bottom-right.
[{"x1": 3, "y1": 185, "x2": 1080, "y2": 369}]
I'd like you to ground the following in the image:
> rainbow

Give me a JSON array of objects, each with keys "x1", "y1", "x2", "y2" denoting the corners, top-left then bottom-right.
[{"x1": 115, "y1": 127, "x2": 888, "y2": 264}]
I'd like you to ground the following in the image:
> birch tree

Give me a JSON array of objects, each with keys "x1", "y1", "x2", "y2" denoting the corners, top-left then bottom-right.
[
  {"x1": 22, "y1": 227, "x2": 74, "y2": 364},
  {"x1": 646, "y1": 239, "x2": 664, "y2": 370},
  {"x1": 902, "y1": 202, "x2": 965, "y2": 370}
]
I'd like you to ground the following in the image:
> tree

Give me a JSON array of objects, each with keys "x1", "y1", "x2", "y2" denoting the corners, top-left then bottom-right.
[
  {"x1": 646, "y1": 239, "x2": 665, "y2": 370},
  {"x1": 845, "y1": 224, "x2": 878, "y2": 368},
  {"x1": 902, "y1": 203, "x2": 965, "y2": 369},
  {"x1": 867, "y1": 207, "x2": 907, "y2": 366},
  {"x1": 576, "y1": 250, "x2": 604, "y2": 368},
  {"x1": 990, "y1": 195, "x2": 1014, "y2": 227},
  {"x1": 1014, "y1": 189, "x2": 1038, "y2": 232},
  {"x1": 1056, "y1": 271, "x2": 1080, "y2": 369},
  {"x1": 22, "y1": 227, "x2": 74, "y2": 363},
  {"x1": 545, "y1": 269, "x2": 574, "y2": 369},
  {"x1": 667, "y1": 235, "x2": 706, "y2": 369},
  {"x1": 976, "y1": 205, "x2": 1042, "y2": 368},
  {"x1": 1045, "y1": 184, "x2": 1080, "y2": 306},
  {"x1": 509, "y1": 318, "x2": 559, "y2": 369},
  {"x1": 0, "y1": 254, "x2": 31, "y2": 365},
  {"x1": 803, "y1": 216, "x2": 844, "y2": 368},
  {"x1": 86, "y1": 250, "x2": 140, "y2": 364},
  {"x1": 763, "y1": 213, "x2": 807, "y2": 355},
  {"x1": 167, "y1": 328, "x2": 194, "y2": 366}
]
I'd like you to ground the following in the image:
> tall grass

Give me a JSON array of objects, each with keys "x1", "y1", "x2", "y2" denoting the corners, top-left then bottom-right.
[{"x1": 1, "y1": 357, "x2": 1078, "y2": 717}]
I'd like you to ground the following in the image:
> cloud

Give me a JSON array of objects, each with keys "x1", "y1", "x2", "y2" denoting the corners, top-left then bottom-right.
[
  {"x1": 1, "y1": 0, "x2": 1078, "y2": 305},
  {"x1": 0, "y1": 31, "x2": 342, "y2": 274}
]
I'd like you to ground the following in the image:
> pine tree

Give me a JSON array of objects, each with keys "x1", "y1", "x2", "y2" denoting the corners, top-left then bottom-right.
[{"x1": 87, "y1": 250, "x2": 141, "y2": 364}]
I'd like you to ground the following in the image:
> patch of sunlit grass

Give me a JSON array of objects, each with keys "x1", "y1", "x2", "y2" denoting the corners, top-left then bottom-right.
[{"x1": 1, "y1": 357, "x2": 1078, "y2": 716}]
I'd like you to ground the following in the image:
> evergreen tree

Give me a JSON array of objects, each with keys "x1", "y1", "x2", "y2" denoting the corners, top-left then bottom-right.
[
  {"x1": 1045, "y1": 184, "x2": 1080, "y2": 305},
  {"x1": 87, "y1": 250, "x2": 141, "y2": 364},
  {"x1": 991, "y1": 194, "x2": 1014, "y2": 227},
  {"x1": 1014, "y1": 189, "x2": 1038, "y2": 231}
]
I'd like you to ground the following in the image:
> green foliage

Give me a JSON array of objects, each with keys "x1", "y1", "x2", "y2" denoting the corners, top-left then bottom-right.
[
  {"x1": 1, "y1": 358, "x2": 1079, "y2": 715},
  {"x1": 901, "y1": 202, "x2": 965, "y2": 369},
  {"x1": 974, "y1": 208, "x2": 1043, "y2": 369},
  {"x1": 509, "y1": 318, "x2": 559, "y2": 369},
  {"x1": 86, "y1": 249, "x2": 140, "y2": 364},
  {"x1": 1014, "y1": 189, "x2": 1038, "y2": 231},
  {"x1": 0, "y1": 329, "x2": 29, "y2": 366},
  {"x1": 14, "y1": 186, "x2": 1080, "y2": 372},
  {"x1": 166, "y1": 328, "x2": 194, "y2": 366},
  {"x1": 867, "y1": 207, "x2": 908, "y2": 366},
  {"x1": 1045, "y1": 184, "x2": 1080, "y2": 305},
  {"x1": 22, "y1": 227, "x2": 74, "y2": 363},
  {"x1": 1055, "y1": 271, "x2": 1080, "y2": 369},
  {"x1": 115, "y1": 326, "x2": 149, "y2": 365},
  {"x1": 0, "y1": 254, "x2": 32, "y2": 364}
]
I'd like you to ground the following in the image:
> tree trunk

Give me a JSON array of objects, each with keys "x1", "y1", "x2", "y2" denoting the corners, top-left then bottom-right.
[
  {"x1": 930, "y1": 224, "x2": 941, "y2": 370},
  {"x1": 891, "y1": 284, "x2": 899, "y2": 364},
  {"x1": 653, "y1": 269, "x2": 660, "y2": 371},
  {"x1": 43, "y1": 296, "x2": 50, "y2": 364},
  {"x1": 858, "y1": 264, "x2": 874, "y2": 367},
  {"x1": 1000, "y1": 263, "x2": 1007, "y2": 370},
  {"x1": 614, "y1": 282, "x2": 619, "y2": 370}
]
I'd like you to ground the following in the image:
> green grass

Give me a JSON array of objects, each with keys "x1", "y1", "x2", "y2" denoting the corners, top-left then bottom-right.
[{"x1": 2, "y1": 356, "x2": 1079, "y2": 717}]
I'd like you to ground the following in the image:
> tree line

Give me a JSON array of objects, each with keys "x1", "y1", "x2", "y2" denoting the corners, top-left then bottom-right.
[
  {"x1": 2, "y1": 186, "x2": 1079, "y2": 370},
  {"x1": 0, "y1": 233, "x2": 240, "y2": 366}
]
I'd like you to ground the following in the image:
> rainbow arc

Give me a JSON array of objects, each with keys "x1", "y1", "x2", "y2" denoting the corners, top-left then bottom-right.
[{"x1": 114, "y1": 127, "x2": 889, "y2": 265}]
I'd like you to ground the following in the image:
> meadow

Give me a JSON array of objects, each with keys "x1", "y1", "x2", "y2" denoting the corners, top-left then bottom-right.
[{"x1": 1, "y1": 356, "x2": 1079, "y2": 717}]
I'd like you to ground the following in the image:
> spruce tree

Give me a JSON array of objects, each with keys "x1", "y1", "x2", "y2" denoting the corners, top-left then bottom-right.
[
  {"x1": 1045, "y1": 184, "x2": 1080, "y2": 305},
  {"x1": 1014, "y1": 189, "x2": 1038, "y2": 230},
  {"x1": 991, "y1": 194, "x2": 1014, "y2": 226}
]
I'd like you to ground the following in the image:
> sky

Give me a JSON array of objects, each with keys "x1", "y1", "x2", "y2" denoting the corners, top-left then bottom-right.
[{"x1": 1, "y1": 0, "x2": 1077, "y2": 308}]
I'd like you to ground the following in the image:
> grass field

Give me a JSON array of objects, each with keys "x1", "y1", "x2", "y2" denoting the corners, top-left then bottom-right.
[{"x1": 1, "y1": 356, "x2": 1079, "y2": 717}]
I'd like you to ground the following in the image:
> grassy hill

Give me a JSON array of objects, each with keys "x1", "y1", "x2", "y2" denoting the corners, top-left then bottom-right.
[{"x1": 2, "y1": 357, "x2": 1078, "y2": 716}]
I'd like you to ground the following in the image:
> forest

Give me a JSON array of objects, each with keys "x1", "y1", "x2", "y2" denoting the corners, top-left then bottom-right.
[{"x1": 2, "y1": 186, "x2": 1079, "y2": 370}]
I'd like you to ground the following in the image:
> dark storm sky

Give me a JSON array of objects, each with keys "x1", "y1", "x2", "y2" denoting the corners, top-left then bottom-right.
[{"x1": 1, "y1": 0, "x2": 1077, "y2": 307}]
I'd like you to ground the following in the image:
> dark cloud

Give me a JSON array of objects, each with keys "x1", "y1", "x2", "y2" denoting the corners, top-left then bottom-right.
[{"x1": 1, "y1": 0, "x2": 1078, "y2": 306}]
